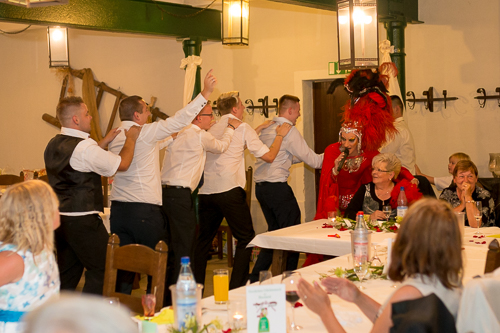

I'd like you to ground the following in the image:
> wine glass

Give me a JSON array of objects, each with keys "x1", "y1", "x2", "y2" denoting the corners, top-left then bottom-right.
[
  {"x1": 353, "y1": 257, "x2": 369, "y2": 290},
  {"x1": 370, "y1": 244, "x2": 382, "y2": 267},
  {"x1": 281, "y1": 271, "x2": 302, "y2": 331},
  {"x1": 474, "y1": 201, "x2": 483, "y2": 237},
  {"x1": 382, "y1": 205, "x2": 392, "y2": 223},
  {"x1": 259, "y1": 271, "x2": 273, "y2": 285}
]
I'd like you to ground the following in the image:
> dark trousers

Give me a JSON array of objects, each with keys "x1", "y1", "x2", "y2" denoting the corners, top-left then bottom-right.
[
  {"x1": 249, "y1": 182, "x2": 301, "y2": 283},
  {"x1": 414, "y1": 175, "x2": 437, "y2": 198},
  {"x1": 161, "y1": 186, "x2": 197, "y2": 306},
  {"x1": 110, "y1": 201, "x2": 167, "y2": 294},
  {"x1": 55, "y1": 214, "x2": 108, "y2": 294},
  {"x1": 193, "y1": 187, "x2": 255, "y2": 289}
]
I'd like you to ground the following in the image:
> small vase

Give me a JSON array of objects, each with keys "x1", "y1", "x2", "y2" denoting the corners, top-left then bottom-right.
[{"x1": 489, "y1": 153, "x2": 500, "y2": 178}]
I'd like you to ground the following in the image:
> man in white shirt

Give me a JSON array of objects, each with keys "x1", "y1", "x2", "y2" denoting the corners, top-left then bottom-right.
[
  {"x1": 193, "y1": 91, "x2": 292, "y2": 289},
  {"x1": 249, "y1": 95, "x2": 324, "y2": 283},
  {"x1": 161, "y1": 102, "x2": 241, "y2": 303},
  {"x1": 380, "y1": 95, "x2": 416, "y2": 174},
  {"x1": 108, "y1": 70, "x2": 217, "y2": 294},
  {"x1": 44, "y1": 96, "x2": 141, "y2": 294}
]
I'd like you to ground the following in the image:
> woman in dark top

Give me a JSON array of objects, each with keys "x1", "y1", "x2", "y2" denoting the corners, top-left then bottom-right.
[
  {"x1": 439, "y1": 160, "x2": 495, "y2": 227},
  {"x1": 345, "y1": 153, "x2": 422, "y2": 221}
]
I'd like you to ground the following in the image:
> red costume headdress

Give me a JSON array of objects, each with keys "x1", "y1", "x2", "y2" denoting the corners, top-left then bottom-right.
[{"x1": 340, "y1": 68, "x2": 396, "y2": 152}]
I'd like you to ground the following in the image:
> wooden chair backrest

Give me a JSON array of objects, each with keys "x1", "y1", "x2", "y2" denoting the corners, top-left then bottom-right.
[
  {"x1": 245, "y1": 166, "x2": 253, "y2": 209},
  {"x1": 0, "y1": 172, "x2": 24, "y2": 185},
  {"x1": 485, "y1": 239, "x2": 500, "y2": 274},
  {"x1": 33, "y1": 171, "x2": 49, "y2": 183},
  {"x1": 103, "y1": 234, "x2": 168, "y2": 314}
]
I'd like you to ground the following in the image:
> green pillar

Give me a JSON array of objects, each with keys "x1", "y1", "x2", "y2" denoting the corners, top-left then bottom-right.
[
  {"x1": 182, "y1": 37, "x2": 203, "y2": 100},
  {"x1": 385, "y1": 20, "x2": 407, "y2": 104},
  {"x1": 182, "y1": 37, "x2": 204, "y2": 221}
]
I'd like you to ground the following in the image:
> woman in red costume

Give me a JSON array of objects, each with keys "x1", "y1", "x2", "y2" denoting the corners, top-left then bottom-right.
[{"x1": 304, "y1": 68, "x2": 416, "y2": 266}]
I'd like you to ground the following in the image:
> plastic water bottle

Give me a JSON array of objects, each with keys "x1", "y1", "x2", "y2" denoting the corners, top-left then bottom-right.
[
  {"x1": 175, "y1": 257, "x2": 197, "y2": 329},
  {"x1": 351, "y1": 211, "x2": 370, "y2": 262},
  {"x1": 397, "y1": 187, "x2": 408, "y2": 218}
]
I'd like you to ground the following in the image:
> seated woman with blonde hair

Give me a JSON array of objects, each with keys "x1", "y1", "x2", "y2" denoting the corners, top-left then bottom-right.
[
  {"x1": 345, "y1": 153, "x2": 422, "y2": 221},
  {"x1": 0, "y1": 180, "x2": 60, "y2": 333},
  {"x1": 297, "y1": 198, "x2": 463, "y2": 332}
]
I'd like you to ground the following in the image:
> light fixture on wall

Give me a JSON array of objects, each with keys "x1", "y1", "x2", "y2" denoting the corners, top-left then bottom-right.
[
  {"x1": 0, "y1": 0, "x2": 68, "y2": 7},
  {"x1": 337, "y1": 0, "x2": 379, "y2": 70},
  {"x1": 222, "y1": 0, "x2": 249, "y2": 46},
  {"x1": 47, "y1": 26, "x2": 69, "y2": 68}
]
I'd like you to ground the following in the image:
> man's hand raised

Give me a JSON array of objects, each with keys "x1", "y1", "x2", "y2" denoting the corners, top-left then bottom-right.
[{"x1": 201, "y1": 69, "x2": 217, "y2": 99}]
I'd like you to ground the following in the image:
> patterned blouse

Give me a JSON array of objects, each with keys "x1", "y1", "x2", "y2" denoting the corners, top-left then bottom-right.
[
  {"x1": 0, "y1": 242, "x2": 60, "y2": 333},
  {"x1": 439, "y1": 185, "x2": 496, "y2": 227}
]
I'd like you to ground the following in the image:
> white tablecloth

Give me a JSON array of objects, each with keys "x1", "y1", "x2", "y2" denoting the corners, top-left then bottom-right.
[
  {"x1": 205, "y1": 227, "x2": 500, "y2": 332},
  {"x1": 249, "y1": 219, "x2": 500, "y2": 257}
]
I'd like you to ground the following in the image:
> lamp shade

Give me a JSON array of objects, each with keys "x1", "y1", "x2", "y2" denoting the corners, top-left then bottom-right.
[
  {"x1": 47, "y1": 26, "x2": 69, "y2": 68},
  {"x1": 337, "y1": 0, "x2": 379, "y2": 70},
  {"x1": 222, "y1": 0, "x2": 249, "y2": 46}
]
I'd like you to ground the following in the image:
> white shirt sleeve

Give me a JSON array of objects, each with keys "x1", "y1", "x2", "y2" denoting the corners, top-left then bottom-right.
[
  {"x1": 158, "y1": 136, "x2": 174, "y2": 150},
  {"x1": 435, "y1": 175, "x2": 453, "y2": 191},
  {"x1": 201, "y1": 127, "x2": 234, "y2": 153},
  {"x1": 286, "y1": 128, "x2": 324, "y2": 169},
  {"x1": 243, "y1": 125, "x2": 270, "y2": 158},
  {"x1": 140, "y1": 94, "x2": 208, "y2": 144},
  {"x1": 70, "y1": 139, "x2": 121, "y2": 177}
]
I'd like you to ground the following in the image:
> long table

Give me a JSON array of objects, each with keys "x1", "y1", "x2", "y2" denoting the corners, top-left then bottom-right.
[
  {"x1": 201, "y1": 243, "x2": 492, "y2": 333},
  {"x1": 248, "y1": 219, "x2": 500, "y2": 275}
]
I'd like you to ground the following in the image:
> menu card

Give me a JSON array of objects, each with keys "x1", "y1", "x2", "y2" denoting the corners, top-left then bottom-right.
[{"x1": 246, "y1": 284, "x2": 286, "y2": 333}]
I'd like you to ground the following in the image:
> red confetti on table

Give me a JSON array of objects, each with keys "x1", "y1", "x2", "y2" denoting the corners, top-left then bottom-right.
[
  {"x1": 222, "y1": 329, "x2": 232, "y2": 333},
  {"x1": 322, "y1": 223, "x2": 334, "y2": 228},
  {"x1": 328, "y1": 234, "x2": 341, "y2": 238},
  {"x1": 294, "y1": 302, "x2": 303, "y2": 308},
  {"x1": 339, "y1": 227, "x2": 348, "y2": 231}
]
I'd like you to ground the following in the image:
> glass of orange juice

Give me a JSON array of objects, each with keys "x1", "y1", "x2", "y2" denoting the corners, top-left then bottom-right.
[{"x1": 213, "y1": 269, "x2": 229, "y2": 304}]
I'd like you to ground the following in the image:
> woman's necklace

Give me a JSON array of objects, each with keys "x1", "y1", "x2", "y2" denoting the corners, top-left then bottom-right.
[{"x1": 375, "y1": 183, "x2": 394, "y2": 199}]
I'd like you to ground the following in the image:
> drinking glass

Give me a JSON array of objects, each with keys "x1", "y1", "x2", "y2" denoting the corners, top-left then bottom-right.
[
  {"x1": 353, "y1": 258, "x2": 369, "y2": 290},
  {"x1": 213, "y1": 269, "x2": 229, "y2": 304},
  {"x1": 370, "y1": 244, "x2": 382, "y2": 267},
  {"x1": 141, "y1": 294, "x2": 156, "y2": 320},
  {"x1": 382, "y1": 205, "x2": 392, "y2": 222},
  {"x1": 259, "y1": 271, "x2": 273, "y2": 285},
  {"x1": 474, "y1": 201, "x2": 483, "y2": 237},
  {"x1": 281, "y1": 271, "x2": 302, "y2": 331}
]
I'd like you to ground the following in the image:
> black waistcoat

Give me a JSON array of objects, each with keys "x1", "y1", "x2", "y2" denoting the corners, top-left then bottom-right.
[{"x1": 44, "y1": 134, "x2": 104, "y2": 213}]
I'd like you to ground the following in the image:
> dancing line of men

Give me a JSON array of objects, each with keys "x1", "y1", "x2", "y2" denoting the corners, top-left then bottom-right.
[{"x1": 44, "y1": 70, "x2": 324, "y2": 304}]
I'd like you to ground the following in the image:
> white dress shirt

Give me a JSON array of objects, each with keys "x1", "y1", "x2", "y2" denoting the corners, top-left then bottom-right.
[
  {"x1": 109, "y1": 94, "x2": 207, "y2": 205},
  {"x1": 161, "y1": 124, "x2": 234, "y2": 191},
  {"x1": 380, "y1": 117, "x2": 416, "y2": 174},
  {"x1": 59, "y1": 127, "x2": 121, "y2": 216},
  {"x1": 254, "y1": 117, "x2": 324, "y2": 183},
  {"x1": 199, "y1": 114, "x2": 270, "y2": 195}
]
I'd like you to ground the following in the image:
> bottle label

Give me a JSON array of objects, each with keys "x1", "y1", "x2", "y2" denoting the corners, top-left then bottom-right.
[
  {"x1": 397, "y1": 206, "x2": 408, "y2": 218},
  {"x1": 176, "y1": 298, "x2": 197, "y2": 329},
  {"x1": 353, "y1": 240, "x2": 368, "y2": 263}
]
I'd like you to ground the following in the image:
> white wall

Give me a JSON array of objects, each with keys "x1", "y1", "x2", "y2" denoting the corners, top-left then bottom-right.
[{"x1": 1, "y1": 0, "x2": 499, "y2": 232}]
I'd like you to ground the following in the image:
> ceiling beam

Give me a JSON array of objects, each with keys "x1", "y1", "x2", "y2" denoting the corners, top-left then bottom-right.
[{"x1": 0, "y1": 0, "x2": 221, "y2": 40}]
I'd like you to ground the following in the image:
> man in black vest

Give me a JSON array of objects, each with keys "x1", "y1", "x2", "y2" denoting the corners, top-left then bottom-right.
[{"x1": 44, "y1": 96, "x2": 141, "y2": 294}]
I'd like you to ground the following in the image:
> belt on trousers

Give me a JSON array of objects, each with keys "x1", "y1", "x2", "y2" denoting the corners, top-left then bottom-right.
[{"x1": 162, "y1": 185, "x2": 189, "y2": 190}]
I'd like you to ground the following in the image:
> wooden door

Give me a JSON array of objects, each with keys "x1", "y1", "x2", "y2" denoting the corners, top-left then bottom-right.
[{"x1": 312, "y1": 80, "x2": 350, "y2": 202}]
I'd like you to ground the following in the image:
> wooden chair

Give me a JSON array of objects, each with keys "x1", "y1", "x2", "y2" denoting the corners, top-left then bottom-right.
[
  {"x1": 103, "y1": 234, "x2": 168, "y2": 314},
  {"x1": 485, "y1": 238, "x2": 500, "y2": 274},
  {"x1": 33, "y1": 171, "x2": 49, "y2": 183},
  {"x1": 0, "y1": 171, "x2": 24, "y2": 185},
  {"x1": 215, "y1": 166, "x2": 253, "y2": 267}
]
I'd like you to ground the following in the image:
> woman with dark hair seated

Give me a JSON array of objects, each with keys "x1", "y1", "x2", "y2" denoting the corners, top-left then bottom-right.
[
  {"x1": 440, "y1": 160, "x2": 495, "y2": 227},
  {"x1": 344, "y1": 153, "x2": 422, "y2": 221},
  {"x1": 297, "y1": 198, "x2": 463, "y2": 332}
]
